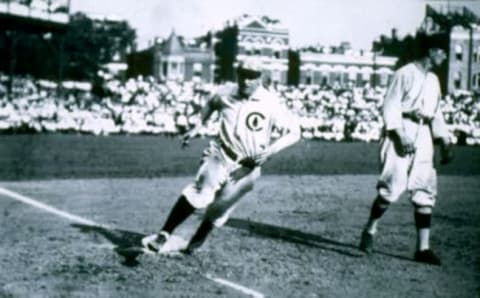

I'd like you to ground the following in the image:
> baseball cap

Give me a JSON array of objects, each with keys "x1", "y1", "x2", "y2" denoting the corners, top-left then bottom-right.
[
  {"x1": 416, "y1": 32, "x2": 449, "y2": 52},
  {"x1": 237, "y1": 61, "x2": 262, "y2": 80}
]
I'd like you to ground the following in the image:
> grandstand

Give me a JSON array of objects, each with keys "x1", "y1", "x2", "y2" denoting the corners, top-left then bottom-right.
[
  {"x1": 0, "y1": 0, "x2": 70, "y2": 98},
  {"x1": 1, "y1": 74, "x2": 479, "y2": 146},
  {"x1": 0, "y1": 0, "x2": 69, "y2": 30}
]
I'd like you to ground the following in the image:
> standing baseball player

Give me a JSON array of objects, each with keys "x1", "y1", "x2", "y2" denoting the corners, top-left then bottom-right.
[
  {"x1": 359, "y1": 33, "x2": 454, "y2": 265},
  {"x1": 142, "y1": 63, "x2": 301, "y2": 254}
]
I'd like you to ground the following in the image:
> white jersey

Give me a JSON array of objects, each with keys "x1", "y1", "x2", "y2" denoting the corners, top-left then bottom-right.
[
  {"x1": 382, "y1": 63, "x2": 449, "y2": 140},
  {"x1": 217, "y1": 86, "x2": 290, "y2": 159}
]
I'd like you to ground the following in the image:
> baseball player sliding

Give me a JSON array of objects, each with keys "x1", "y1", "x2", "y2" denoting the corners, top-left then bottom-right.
[
  {"x1": 142, "y1": 63, "x2": 301, "y2": 254},
  {"x1": 359, "y1": 33, "x2": 454, "y2": 265}
]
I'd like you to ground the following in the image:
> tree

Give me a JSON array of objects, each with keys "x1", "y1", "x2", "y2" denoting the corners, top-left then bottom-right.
[
  {"x1": 287, "y1": 49, "x2": 300, "y2": 86},
  {"x1": 214, "y1": 24, "x2": 238, "y2": 83},
  {"x1": 59, "y1": 13, "x2": 136, "y2": 81}
]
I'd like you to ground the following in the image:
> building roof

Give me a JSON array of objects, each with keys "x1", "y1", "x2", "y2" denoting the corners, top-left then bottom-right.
[
  {"x1": 235, "y1": 14, "x2": 288, "y2": 32},
  {"x1": 162, "y1": 31, "x2": 185, "y2": 55},
  {"x1": 424, "y1": 4, "x2": 480, "y2": 31}
]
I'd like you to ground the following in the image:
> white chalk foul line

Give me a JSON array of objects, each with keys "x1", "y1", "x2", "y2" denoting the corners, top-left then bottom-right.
[
  {"x1": 0, "y1": 186, "x2": 265, "y2": 298},
  {"x1": 204, "y1": 274, "x2": 265, "y2": 298},
  {"x1": 0, "y1": 186, "x2": 103, "y2": 227}
]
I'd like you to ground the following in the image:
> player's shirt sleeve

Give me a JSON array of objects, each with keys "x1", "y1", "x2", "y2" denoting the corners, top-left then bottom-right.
[
  {"x1": 269, "y1": 94, "x2": 301, "y2": 148},
  {"x1": 382, "y1": 69, "x2": 407, "y2": 131},
  {"x1": 431, "y1": 100, "x2": 451, "y2": 141},
  {"x1": 275, "y1": 103, "x2": 300, "y2": 135}
]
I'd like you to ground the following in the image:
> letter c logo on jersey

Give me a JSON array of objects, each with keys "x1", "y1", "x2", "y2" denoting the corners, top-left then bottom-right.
[{"x1": 246, "y1": 112, "x2": 266, "y2": 132}]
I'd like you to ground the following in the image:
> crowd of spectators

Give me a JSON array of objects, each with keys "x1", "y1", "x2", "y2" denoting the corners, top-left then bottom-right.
[{"x1": 0, "y1": 74, "x2": 479, "y2": 146}]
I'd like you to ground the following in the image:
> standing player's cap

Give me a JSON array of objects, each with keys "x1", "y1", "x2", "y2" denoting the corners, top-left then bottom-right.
[
  {"x1": 237, "y1": 61, "x2": 262, "y2": 80},
  {"x1": 415, "y1": 32, "x2": 449, "y2": 54}
]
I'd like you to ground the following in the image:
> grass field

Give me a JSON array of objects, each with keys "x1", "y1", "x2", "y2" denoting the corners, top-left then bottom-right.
[
  {"x1": 0, "y1": 134, "x2": 479, "y2": 179},
  {"x1": 0, "y1": 134, "x2": 479, "y2": 297}
]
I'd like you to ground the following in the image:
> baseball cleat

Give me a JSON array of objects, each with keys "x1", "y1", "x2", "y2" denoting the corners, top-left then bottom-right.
[
  {"x1": 180, "y1": 246, "x2": 194, "y2": 255},
  {"x1": 141, "y1": 231, "x2": 169, "y2": 253},
  {"x1": 359, "y1": 230, "x2": 374, "y2": 254},
  {"x1": 414, "y1": 249, "x2": 441, "y2": 266}
]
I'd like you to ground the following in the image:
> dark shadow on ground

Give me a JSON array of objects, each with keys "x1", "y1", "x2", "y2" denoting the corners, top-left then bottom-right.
[
  {"x1": 71, "y1": 223, "x2": 146, "y2": 267},
  {"x1": 225, "y1": 218, "x2": 414, "y2": 262},
  {"x1": 71, "y1": 220, "x2": 414, "y2": 265}
]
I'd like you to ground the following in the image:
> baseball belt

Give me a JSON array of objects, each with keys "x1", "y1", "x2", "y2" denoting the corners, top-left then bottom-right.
[
  {"x1": 220, "y1": 140, "x2": 239, "y2": 161},
  {"x1": 402, "y1": 112, "x2": 432, "y2": 125}
]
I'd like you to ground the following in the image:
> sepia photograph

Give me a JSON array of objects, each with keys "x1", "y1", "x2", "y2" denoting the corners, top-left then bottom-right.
[{"x1": 0, "y1": 0, "x2": 479, "y2": 297}]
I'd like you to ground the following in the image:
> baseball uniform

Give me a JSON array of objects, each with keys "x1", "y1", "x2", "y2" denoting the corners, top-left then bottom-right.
[
  {"x1": 182, "y1": 84, "x2": 300, "y2": 226},
  {"x1": 377, "y1": 63, "x2": 450, "y2": 207}
]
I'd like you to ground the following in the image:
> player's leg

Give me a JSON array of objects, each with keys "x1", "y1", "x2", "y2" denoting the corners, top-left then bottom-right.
[
  {"x1": 363, "y1": 194, "x2": 392, "y2": 235},
  {"x1": 408, "y1": 129, "x2": 440, "y2": 265},
  {"x1": 183, "y1": 166, "x2": 261, "y2": 254},
  {"x1": 142, "y1": 194, "x2": 195, "y2": 251},
  {"x1": 409, "y1": 165, "x2": 440, "y2": 264},
  {"x1": 143, "y1": 143, "x2": 229, "y2": 252},
  {"x1": 412, "y1": 202, "x2": 440, "y2": 265},
  {"x1": 360, "y1": 138, "x2": 408, "y2": 253}
]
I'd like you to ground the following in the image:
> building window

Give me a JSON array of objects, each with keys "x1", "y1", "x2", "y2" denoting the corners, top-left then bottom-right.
[
  {"x1": 454, "y1": 71, "x2": 462, "y2": 89},
  {"x1": 356, "y1": 73, "x2": 362, "y2": 87},
  {"x1": 321, "y1": 76, "x2": 329, "y2": 86},
  {"x1": 475, "y1": 46, "x2": 480, "y2": 63},
  {"x1": 455, "y1": 44, "x2": 463, "y2": 61},
  {"x1": 272, "y1": 71, "x2": 281, "y2": 82},
  {"x1": 162, "y1": 62, "x2": 168, "y2": 76},
  {"x1": 274, "y1": 51, "x2": 280, "y2": 59},
  {"x1": 380, "y1": 73, "x2": 388, "y2": 86},
  {"x1": 193, "y1": 63, "x2": 202, "y2": 77},
  {"x1": 254, "y1": 49, "x2": 261, "y2": 56}
]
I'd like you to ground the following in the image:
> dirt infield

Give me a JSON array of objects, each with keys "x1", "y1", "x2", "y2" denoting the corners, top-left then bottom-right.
[
  {"x1": 0, "y1": 135, "x2": 479, "y2": 297},
  {"x1": 0, "y1": 176, "x2": 479, "y2": 297}
]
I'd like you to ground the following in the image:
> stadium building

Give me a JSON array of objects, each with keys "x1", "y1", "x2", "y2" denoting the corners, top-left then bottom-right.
[
  {"x1": 419, "y1": 4, "x2": 480, "y2": 93},
  {"x1": 226, "y1": 15, "x2": 397, "y2": 88},
  {"x1": 86, "y1": 13, "x2": 134, "y2": 80},
  {"x1": 235, "y1": 15, "x2": 290, "y2": 85},
  {"x1": 155, "y1": 31, "x2": 214, "y2": 83},
  {"x1": 130, "y1": 31, "x2": 215, "y2": 83},
  {"x1": 299, "y1": 46, "x2": 397, "y2": 87}
]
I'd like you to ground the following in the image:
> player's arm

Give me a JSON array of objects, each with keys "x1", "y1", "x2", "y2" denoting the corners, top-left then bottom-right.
[
  {"x1": 431, "y1": 96, "x2": 454, "y2": 164},
  {"x1": 383, "y1": 71, "x2": 415, "y2": 156},
  {"x1": 255, "y1": 108, "x2": 301, "y2": 165},
  {"x1": 431, "y1": 97, "x2": 450, "y2": 145},
  {"x1": 270, "y1": 115, "x2": 301, "y2": 155},
  {"x1": 181, "y1": 93, "x2": 222, "y2": 147}
]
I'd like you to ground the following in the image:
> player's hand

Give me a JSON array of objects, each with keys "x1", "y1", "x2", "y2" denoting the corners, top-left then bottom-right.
[
  {"x1": 391, "y1": 129, "x2": 415, "y2": 157},
  {"x1": 439, "y1": 141, "x2": 454, "y2": 165},
  {"x1": 254, "y1": 150, "x2": 270, "y2": 166},
  {"x1": 238, "y1": 157, "x2": 257, "y2": 169},
  {"x1": 181, "y1": 130, "x2": 195, "y2": 149},
  {"x1": 181, "y1": 135, "x2": 190, "y2": 148}
]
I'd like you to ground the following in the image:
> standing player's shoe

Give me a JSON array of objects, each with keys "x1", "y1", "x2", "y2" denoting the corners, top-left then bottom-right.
[
  {"x1": 141, "y1": 231, "x2": 169, "y2": 253},
  {"x1": 414, "y1": 249, "x2": 441, "y2": 266},
  {"x1": 359, "y1": 230, "x2": 374, "y2": 254},
  {"x1": 180, "y1": 246, "x2": 194, "y2": 255}
]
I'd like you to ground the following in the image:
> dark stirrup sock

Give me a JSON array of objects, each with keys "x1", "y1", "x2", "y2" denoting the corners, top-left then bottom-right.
[
  {"x1": 414, "y1": 212, "x2": 432, "y2": 229},
  {"x1": 187, "y1": 220, "x2": 215, "y2": 251},
  {"x1": 369, "y1": 196, "x2": 389, "y2": 220},
  {"x1": 161, "y1": 195, "x2": 196, "y2": 234}
]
